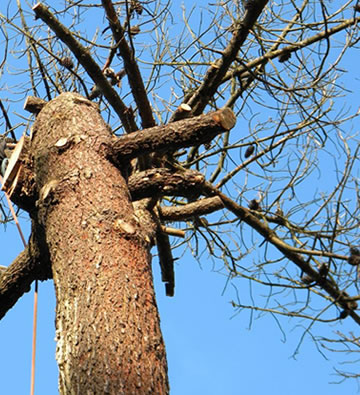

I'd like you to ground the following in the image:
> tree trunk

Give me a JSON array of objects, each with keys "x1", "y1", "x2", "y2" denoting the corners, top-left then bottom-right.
[{"x1": 30, "y1": 93, "x2": 168, "y2": 394}]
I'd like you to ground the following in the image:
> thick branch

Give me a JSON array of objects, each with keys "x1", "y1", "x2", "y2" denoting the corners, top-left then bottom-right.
[
  {"x1": 0, "y1": 222, "x2": 51, "y2": 320},
  {"x1": 128, "y1": 168, "x2": 205, "y2": 201},
  {"x1": 0, "y1": 248, "x2": 34, "y2": 320},
  {"x1": 101, "y1": 0, "x2": 155, "y2": 128},
  {"x1": 32, "y1": 3, "x2": 137, "y2": 133},
  {"x1": 23, "y1": 96, "x2": 47, "y2": 115},
  {"x1": 109, "y1": 107, "x2": 236, "y2": 162},
  {"x1": 159, "y1": 197, "x2": 224, "y2": 221}
]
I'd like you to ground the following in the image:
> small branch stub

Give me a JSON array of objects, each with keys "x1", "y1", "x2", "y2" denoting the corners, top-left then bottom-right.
[
  {"x1": 211, "y1": 107, "x2": 236, "y2": 130},
  {"x1": 160, "y1": 226, "x2": 185, "y2": 238},
  {"x1": 24, "y1": 96, "x2": 47, "y2": 115}
]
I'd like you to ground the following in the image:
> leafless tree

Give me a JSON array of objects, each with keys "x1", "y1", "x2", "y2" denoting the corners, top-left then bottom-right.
[{"x1": 1, "y1": 0, "x2": 360, "y2": 392}]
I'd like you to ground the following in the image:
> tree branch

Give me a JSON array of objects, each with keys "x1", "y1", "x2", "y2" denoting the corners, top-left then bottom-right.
[
  {"x1": 101, "y1": 0, "x2": 155, "y2": 128},
  {"x1": 202, "y1": 181, "x2": 360, "y2": 323},
  {"x1": 0, "y1": 222, "x2": 52, "y2": 320},
  {"x1": 155, "y1": 227, "x2": 175, "y2": 297},
  {"x1": 159, "y1": 197, "x2": 224, "y2": 221},
  {"x1": 128, "y1": 168, "x2": 205, "y2": 201},
  {"x1": 223, "y1": 15, "x2": 360, "y2": 84},
  {"x1": 32, "y1": 2, "x2": 137, "y2": 133},
  {"x1": 171, "y1": 0, "x2": 269, "y2": 120},
  {"x1": 108, "y1": 107, "x2": 236, "y2": 162}
]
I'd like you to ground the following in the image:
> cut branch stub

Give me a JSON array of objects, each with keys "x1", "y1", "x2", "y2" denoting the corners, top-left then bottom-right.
[
  {"x1": 211, "y1": 107, "x2": 236, "y2": 130},
  {"x1": 24, "y1": 96, "x2": 47, "y2": 115},
  {"x1": 109, "y1": 107, "x2": 236, "y2": 163}
]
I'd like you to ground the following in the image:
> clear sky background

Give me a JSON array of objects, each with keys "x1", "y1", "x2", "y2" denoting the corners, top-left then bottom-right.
[{"x1": 1, "y1": 1, "x2": 360, "y2": 394}]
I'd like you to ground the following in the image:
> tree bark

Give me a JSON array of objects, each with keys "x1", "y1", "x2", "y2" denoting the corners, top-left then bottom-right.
[
  {"x1": 108, "y1": 107, "x2": 236, "y2": 163},
  {"x1": 30, "y1": 92, "x2": 168, "y2": 394}
]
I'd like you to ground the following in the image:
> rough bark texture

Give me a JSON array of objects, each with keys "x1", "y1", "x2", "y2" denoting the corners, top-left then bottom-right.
[
  {"x1": 109, "y1": 107, "x2": 236, "y2": 162},
  {"x1": 30, "y1": 92, "x2": 168, "y2": 394},
  {"x1": 128, "y1": 168, "x2": 205, "y2": 201},
  {"x1": 159, "y1": 196, "x2": 224, "y2": 221},
  {"x1": 0, "y1": 102, "x2": 237, "y2": 318}
]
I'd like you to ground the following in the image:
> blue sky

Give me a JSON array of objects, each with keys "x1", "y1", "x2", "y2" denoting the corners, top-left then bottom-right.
[{"x1": 1, "y1": 1, "x2": 360, "y2": 394}]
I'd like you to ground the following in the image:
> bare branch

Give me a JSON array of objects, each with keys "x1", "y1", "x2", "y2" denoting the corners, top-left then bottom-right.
[
  {"x1": 32, "y1": 2, "x2": 137, "y2": 133},
  {"x1": 101, "y1": 0, "x2": 155, "y2": 128},
  {"x1": 202, "y1": 181, "x2": 360, "y2": 322},
  {"x1": 171, "y1": 0, "x2": 269, "y2": 120}
]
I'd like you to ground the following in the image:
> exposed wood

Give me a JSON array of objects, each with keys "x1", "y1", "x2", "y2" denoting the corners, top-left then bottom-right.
[
  {"x1": 179, "y1": 103, "x2": 192, "y2": 112},
  {"x1": 212, "y1": 107, "x2": 236, "y2": 130},
  {"x1": 171, "y1": 103, "x2": 192, "y2": 121},
  {"x1": 24, "y1": 96, "x2": 47, "y2": 114},
  {"x1": 2, "y1": 137, "x2": 38, "y2": 216},
  {"x1": 1, "y1": 136, "x2": 36, "y2": 213}
]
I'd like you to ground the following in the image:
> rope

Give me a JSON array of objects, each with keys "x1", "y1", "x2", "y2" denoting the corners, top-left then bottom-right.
[{"x1": 0, "y1": 174, "x2": 38, "y2": 395}]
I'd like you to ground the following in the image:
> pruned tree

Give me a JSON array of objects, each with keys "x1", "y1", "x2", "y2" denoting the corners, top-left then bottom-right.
[{"x1": 1, "y1": 0, "x2": 360, "y2": 392}]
